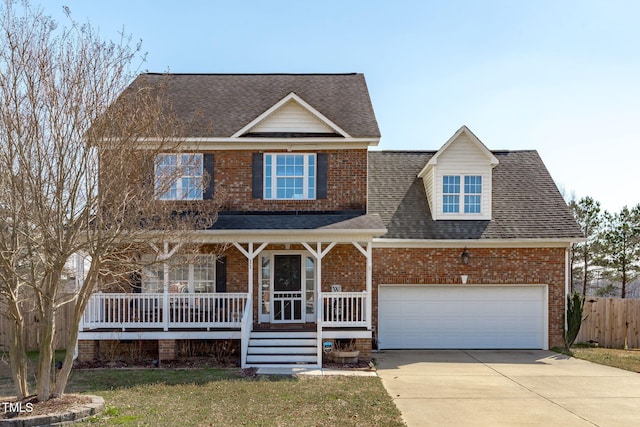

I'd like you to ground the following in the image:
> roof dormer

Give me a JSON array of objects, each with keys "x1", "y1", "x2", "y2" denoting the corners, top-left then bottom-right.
[{"x1": 418, "y1": 126, "x2": 498, "y2": 221}]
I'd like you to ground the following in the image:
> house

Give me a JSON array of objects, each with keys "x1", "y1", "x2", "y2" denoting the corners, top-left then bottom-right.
[{"x1": 77, "y1": 73, "x2": 582, "y2": 367}]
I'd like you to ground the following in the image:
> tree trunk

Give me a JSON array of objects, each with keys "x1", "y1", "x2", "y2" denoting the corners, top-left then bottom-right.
[
  {"x1": 53, "y1": 260, "x2": 99, "y2": 397},
  {"x1": 582, "y1": 249, "x2": 588, "y2": 296},
  {"x1": 7, "y1": 306, "x2": 29, "y2": 399},
  {"x1": 35, "y1": 296, "x2": 55, "y2": 401},
  {"x1": 52, "y1": 302, "x2": 84, "y2": 397}
]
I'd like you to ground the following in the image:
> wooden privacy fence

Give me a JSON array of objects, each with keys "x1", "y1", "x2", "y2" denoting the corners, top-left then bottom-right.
[
  {"x1": 576, "y1": 297, "x2": 640, "y2": 349},
  {"x1": 0, "y1": 296, "x2": 75, "y2": 352}
]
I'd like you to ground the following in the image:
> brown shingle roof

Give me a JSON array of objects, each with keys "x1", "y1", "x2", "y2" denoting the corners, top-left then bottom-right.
[
  {"x1": 210, "y1": 212, "x2": 385, "y2": 232},
  {"x1": 125, "y1": 73, "x2": 380, "y2": 138},
  {"x1": 368, "y1": 150, "x2": 583, "y2": 240}
]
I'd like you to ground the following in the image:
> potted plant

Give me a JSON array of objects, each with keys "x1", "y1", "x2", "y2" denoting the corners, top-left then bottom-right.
[{"x1": 331, "y1": 338, "x2": 360, "y2": 364}]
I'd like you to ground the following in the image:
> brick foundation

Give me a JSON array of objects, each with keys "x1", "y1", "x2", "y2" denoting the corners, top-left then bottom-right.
[
  {"x1": 354, "y1": 337, "x2": 372, "y2": 360},
  {"x1": 158, "y1": 339, "x2": 177, "y2": 361},
  {"x1": 77, "y1": 340, "x2": 98, "y2": 362}
]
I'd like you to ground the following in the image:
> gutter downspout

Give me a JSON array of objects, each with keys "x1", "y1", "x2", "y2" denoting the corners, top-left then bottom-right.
[{"x1": 565, "y1": 246, "x2": 570, "y2": 335}]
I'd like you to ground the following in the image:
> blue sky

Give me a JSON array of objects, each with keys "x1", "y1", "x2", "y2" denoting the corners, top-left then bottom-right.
[{"x1": 44, "y1": 0, "x2": 640, "y2": 212}]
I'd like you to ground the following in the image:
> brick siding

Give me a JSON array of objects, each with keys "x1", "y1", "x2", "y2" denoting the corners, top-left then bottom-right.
[
  {"x1": 372, "y1": 247, "x2": 568, "y2": 348},
  {"x1": 214, "y1": 149, "x2": 367, "y2": 212}
]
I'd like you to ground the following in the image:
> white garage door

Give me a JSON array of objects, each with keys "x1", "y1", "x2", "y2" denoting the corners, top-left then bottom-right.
[{"x1": 378, "y1": 285, "x2": 546, "y2": 349}]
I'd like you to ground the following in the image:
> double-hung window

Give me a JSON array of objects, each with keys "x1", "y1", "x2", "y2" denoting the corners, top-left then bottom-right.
[
  {"x1": 264, "y1": 153, "x2": 316, "y2": 199},
  {"x1": 442, "y1": 175, "x2": 482, "y2": 214},
  {"x1": 141, "y1": 255, "x2": 216, "y2": 293},
  {"x1": 155, "y1": 153, "x2": 203, "y2": 200},
  {"x1": 442, "y1": 175, "x2": 461, "y2": 213},
  {"x1": 463, "y1": 175, "x2": 482, "y2": 213}
]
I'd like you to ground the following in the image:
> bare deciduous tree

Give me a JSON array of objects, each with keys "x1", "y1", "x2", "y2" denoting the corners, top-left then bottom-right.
[{"x1": 0, "y1": 1, "x2": 221, "y2": 401}]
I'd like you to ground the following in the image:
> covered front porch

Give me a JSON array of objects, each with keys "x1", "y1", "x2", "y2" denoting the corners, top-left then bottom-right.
[
  {"x1": 80, "y1": 288, "x2": 369, "y2": 332},
  {"x1": 78, "y1": 212, "x2": 386, "y2": 367}
]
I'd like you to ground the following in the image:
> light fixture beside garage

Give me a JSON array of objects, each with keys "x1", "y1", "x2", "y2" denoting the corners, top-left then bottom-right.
[{"x1": 461, "y1": 247, "x2": 470, "y2": 265}]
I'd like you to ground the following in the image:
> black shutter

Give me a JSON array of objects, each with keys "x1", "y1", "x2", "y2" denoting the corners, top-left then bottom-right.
[
  {"x1": 252, "y1": 153, "x2": 263, "y2": 199},
  {"x1": 215, "y1": 256, "x2": 227, "y2": 293},
  {"x1": 203, "y1": 153, "x2": 215, "y2": 199},
  {"x1": 317, "y1": 153, "x2": 328, "y2": 199}
]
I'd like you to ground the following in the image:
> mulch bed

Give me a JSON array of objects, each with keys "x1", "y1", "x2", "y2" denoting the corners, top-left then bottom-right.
[
  {"x1": 1, "y1": 394, "x2": 92, "y2": 420},
  {"x1": 72, "y1": 356, "x2": 239, "y2": 370}
]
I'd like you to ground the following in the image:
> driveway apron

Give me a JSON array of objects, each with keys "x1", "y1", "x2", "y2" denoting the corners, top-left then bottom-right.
[{"x1": 376, "y1": 350, "x2": 640, "y2": 427}]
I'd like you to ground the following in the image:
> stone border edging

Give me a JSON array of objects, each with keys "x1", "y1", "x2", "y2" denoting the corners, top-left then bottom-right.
[{"x1": 0, "y1": 395, "x2": 104, "y2": 426}]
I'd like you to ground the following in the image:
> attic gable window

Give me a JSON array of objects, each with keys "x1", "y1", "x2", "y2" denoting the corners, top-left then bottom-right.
[
  {"x1": 155, "y1": 153, "x2": 203, "y2": 200},
  {"x1": 442, "y1": 175, "x2": 482, "y2": 214},
  {"x1": 264, "y1": 153, "x2": 316, "y2": 199}
]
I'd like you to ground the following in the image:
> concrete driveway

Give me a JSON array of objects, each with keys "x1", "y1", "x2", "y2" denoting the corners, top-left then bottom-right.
[{"x1": 376, "y1": 350, "x2": 640, "y2": 427}]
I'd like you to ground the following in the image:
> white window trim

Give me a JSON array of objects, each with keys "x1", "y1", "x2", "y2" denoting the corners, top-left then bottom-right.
[
  {"x1": 263, "y1": 153, "x2": 316, "y2": 200},
  {"x1": 442, "y1": 174, "x2": 483, "y2": 215},
  {"x1": 155, "y1": 153, "x2": 204, "y2": 201}
]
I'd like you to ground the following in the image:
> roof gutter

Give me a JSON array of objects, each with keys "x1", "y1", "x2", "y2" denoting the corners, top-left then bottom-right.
[
  {"x1": 373, "y1": 237, "x2": 583, "y2": 248},
  {"x1": 130, "y1": 227, "x2": 388, "y2": 244},
  {"x1": 99, "y1": 137, "x2": 381, "y2": 149}
]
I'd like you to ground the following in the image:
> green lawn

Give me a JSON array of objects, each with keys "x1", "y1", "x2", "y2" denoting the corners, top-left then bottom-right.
[
  {"x1": 64, "y1": 368, "x2": 404, "y2": 426},
  {"x1": 569, "y1": 346, "x2": 640, "y2": 373}
]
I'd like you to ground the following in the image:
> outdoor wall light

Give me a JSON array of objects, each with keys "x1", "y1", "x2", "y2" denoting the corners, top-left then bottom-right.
[{"x1": 461, "y1": 247, "x2": 470, "y2": 265}]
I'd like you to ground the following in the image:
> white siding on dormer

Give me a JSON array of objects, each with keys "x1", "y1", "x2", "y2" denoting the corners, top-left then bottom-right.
[
  {"x1": 425, "y1": 132, "x2": 494, "y2": 221},
  {"x1": 437, "y1": 133, "x2": 490, "y2": 168},
  {"x1": 250, "y1": 100, "x2": 334, "y2": 133},
  {"x1": 423, "y1": 167, "x2": 435, "y2": 218}
]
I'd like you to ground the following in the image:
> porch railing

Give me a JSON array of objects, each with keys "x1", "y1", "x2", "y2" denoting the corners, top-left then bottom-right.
[
  {"x1": 321, "y1": 291, "x2": 367, "y2": 327},
  {"x1": 81, "y1": 292, "x2": 248, "y2": 330}
]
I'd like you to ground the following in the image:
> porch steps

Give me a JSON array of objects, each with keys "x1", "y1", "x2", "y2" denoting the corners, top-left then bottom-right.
[{"x1": 246, "y1": 331, "x2": 319, "y2": 368}]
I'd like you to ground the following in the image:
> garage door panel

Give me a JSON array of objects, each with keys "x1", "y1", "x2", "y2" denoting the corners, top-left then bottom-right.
[{"x1": 378, "y1": 286, "x2": 545, "y2": 350}]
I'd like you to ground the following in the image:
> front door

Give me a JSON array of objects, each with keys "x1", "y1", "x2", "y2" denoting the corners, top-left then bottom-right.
[
  {"x1": 259, "y1": 252, "x2": 316, "y2": 324},
  {"x1": 272, "y1": 255, "x2": 303, "y2": 323}
]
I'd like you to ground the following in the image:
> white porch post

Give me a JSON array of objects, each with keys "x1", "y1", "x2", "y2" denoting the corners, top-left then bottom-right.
[
  {"x1": 232, "y1": 241, "x2": 268, "y2": 318},
  {"x1": 302, "y1": 241, "x2": 337, "y2": 367},
  {"x1": 232, "y1": 241, "x2": 268, "y2": 368},
  {"x1": 149, "y1": 242, "x2": 182, "y2": 332},
  {"x1": 352, "y1": 241, "x2": 373, "y2": 330},
  {"x1": 301, "y1": 241, "x2": 336, "y2": 325},
  {"x1": 248, "y1": 243, "x2": 254, "y2": 298},
  {"x1": 162, "y1": 243, "x2": 170, "y2": 331},
  {"x1": 316, "y1": 242, "x2": 323, "y2": 366}
]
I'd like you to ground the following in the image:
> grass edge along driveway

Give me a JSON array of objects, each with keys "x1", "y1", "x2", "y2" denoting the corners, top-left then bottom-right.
[{"x1": 67, "y1": 367, "x2": 405, "y2": 426}]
